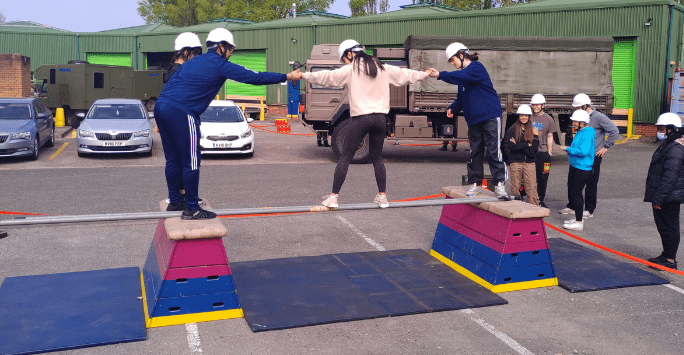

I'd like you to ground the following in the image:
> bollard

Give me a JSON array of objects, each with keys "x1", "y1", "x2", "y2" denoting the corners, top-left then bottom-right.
[
  {"x1": 55, "y1": 108, "x2": 65, "y2": 127},
  {"x1": 259, "y1": 97, "x2": 265, "y2": 121}
]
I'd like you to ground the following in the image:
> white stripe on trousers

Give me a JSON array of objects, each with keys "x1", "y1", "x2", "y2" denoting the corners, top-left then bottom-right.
[
  {"x1": 187, "y1": 115, "x2": 198, "y2": 171},
  {"x1": 496, "y1": 117, "x2": 509, "y2": 182}
]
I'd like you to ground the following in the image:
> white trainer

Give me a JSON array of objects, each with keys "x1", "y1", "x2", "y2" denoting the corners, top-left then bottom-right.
[
  {"x1": 494, "y1": 182, "x2": 508, "y2": 198},
  {"x1": 563, "y1": 221, "x2": 584, "y2": 231},
  {"x1": 374, "y1": 194, "x2": 389, "y2": 208},
  {"x1": 466, "y1": 183, "x2": 482, "y2": 197},
  {"x1": 583, "y1": 211, "x2": 593, "y2": 218},
  {"x1": 322, "y1": 194, "x2": 338, "y2": 208},
  {"x1": 559, "y1": 207, "x2": 574, "y2": 215}
]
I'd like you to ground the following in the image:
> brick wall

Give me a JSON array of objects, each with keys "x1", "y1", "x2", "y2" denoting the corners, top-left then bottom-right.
[
  {"x1": 636, "y1": 123, "x2": 657, "y2": 138},
  {"x1": 267, "y1": 104, "x2": 288, "y2": 117},
  {"x1": 0, "y1": 54, "x2": 32, "y2": 98}
]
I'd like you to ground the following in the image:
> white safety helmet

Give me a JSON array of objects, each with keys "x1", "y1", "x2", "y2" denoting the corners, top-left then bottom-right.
[
  {"x1": 206, "y1": 28, "x2": 236, "y2": 48},
  {"x1": 570, "y1": 110, "x2": 590, "y2": 123},
  {"x1": 572, "y1": 93, "x2": 592, "y2": 107},
  {"x1": 174, "y1": 32, "x2": 202, "y2": 51},
  {"x1": 530, "y1": 94, "x2": 546, "y2": 105},
  {"x1": 445, "y1": 42, "x2": 469, "y2": 61},
  {"x1": 338, "y1": 39, "x2": 363, "y2": 61},
  {"x1": 655, "y1": 112, "x2": 683, "y2": 127},
  {"x1": 516, "y1": 104, "x2": 533, "y2": 116}
]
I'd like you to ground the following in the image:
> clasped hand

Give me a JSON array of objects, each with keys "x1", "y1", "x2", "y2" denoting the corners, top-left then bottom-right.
[{"x1": 287, "y1": 69, "x2": 303, "y2": 82}]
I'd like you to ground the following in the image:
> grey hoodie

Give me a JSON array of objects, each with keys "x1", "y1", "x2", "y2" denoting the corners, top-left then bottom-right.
[{"x1": 588, "y1": 110, "x2": 620, "y2": 152}]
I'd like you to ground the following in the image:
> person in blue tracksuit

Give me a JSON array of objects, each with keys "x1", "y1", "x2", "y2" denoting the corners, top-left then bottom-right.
[
  {"x1": 155, "y1": 28, "x2": 302, "y2": 220},
  {"x1": 428, "y1": 42, "x2": 507, "y2": 198},
  {"x1": 559, "y1": 110, "x2": 596, "y2": 231}
]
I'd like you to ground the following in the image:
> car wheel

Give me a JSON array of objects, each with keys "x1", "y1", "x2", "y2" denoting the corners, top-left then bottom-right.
[
  {"x1": 331, "y1": 119, "x2": 370, "y2": 164},
  {"x1": 30, "y1": 136, "x2": 39, "y2": 161},
  {"x1": 245, "y1": 151, "x2": 254, "y2": 158},
  {"x1": 77, "y1": 151, "x2": 87, "y2": 158},
  {"x1": 45, "y1": 126, "x2": 55, "y2": 147}
]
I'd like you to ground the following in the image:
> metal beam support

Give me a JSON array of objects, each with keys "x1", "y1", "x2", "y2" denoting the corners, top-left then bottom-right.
[{"x1": 0, "y1": 196, "x2": 508, "y2": 227}]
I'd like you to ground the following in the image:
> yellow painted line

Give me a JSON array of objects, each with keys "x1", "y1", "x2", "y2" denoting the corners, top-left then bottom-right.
[
  {"x1": 140, "y1": 272, "x2": 243, "y2": 328},
  {"x1": 72, "y1": 130, "x2": 76, "y2": 138},
  {"x1": 429, "y1": 250, "x2": 557, "y2": 293},
  {"x1": 49, "y1": 142, "x2": 68, "y2": 160}
]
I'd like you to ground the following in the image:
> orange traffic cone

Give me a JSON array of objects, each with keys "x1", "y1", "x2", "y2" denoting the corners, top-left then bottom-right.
[{"x1": 482, "y1": 179, "x2": 488, "y2": 190}]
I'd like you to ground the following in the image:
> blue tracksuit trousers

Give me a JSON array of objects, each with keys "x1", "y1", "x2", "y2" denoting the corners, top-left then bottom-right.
[{"x1": 154, "y1": 102, "x2": 202, "y2": 210}]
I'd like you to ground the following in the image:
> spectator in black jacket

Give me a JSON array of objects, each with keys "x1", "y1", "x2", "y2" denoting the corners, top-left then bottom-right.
[
  {"x1": 504, "y1": 105, "x2": 540, "y2": 205},
  {"x1": 644, "y1": 113, "x2": 684, "y2": 270}
]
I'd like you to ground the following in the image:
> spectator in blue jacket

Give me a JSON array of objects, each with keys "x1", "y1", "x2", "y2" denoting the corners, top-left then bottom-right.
[
  {"x1": 428, "y1": 42, "x2": 507, "y2": 198},
  {"x1": 155, "y1": 28, "x2": 302, "y2": 220},
  {"x1": 644, "y1": 113, "x2": 684, "y2": 270},
  {"x1": 559, "y1": 110, "x2": 596, "y2": 231}
]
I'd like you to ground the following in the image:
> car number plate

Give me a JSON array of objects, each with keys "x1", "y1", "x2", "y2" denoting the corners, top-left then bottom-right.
[
  {"x1": 103, "y1": 141, "x2": 124, "y2": 147},
  {"x1": 214, "y1": 142, "x2": 231, "y2": 148}
]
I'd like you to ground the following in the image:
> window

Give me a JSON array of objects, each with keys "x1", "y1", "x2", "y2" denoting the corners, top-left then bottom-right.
[
  {"x1": 94, "y1": 72, "x2": 104, "y2": 89},
  {"x1": 49, "y1": 69, "x2": 56, "y2": 84}
]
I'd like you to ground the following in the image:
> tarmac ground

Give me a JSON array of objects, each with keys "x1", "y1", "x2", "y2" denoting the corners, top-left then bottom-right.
[{"x1": 0, "y1": 116, "x2": 682, "y2": 355}]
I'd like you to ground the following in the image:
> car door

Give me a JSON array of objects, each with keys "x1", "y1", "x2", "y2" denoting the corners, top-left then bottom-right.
[
  {"x1": 40, "y1": 101, "x2": 55, "y2": 143},
  {"x1": 32, "y1": 102, "x2": 48, "y2": 145}
]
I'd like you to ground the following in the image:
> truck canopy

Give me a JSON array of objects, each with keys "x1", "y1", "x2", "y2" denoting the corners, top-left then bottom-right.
[{"x1": 404, "y1": 36, "x2": 614, "y2": 96}]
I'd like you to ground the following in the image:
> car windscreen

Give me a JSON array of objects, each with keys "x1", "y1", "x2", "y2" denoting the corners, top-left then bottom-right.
[
  {"x1": 0, "y1": 104, "x2": 31, "y2": 119},
  {"x1": 200, "y1": 106, "x2": 245, "y2": 123},
  {"x1": 87, "y1": 104, "x2": 146, "y2": 119}
]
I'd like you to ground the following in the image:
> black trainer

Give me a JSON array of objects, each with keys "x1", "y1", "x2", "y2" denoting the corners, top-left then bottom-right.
[
  {"x1": 181, "y1": 208, "x2": 217, "y2": 220},
  {"x1": 647, "y1": 255, "x2": 667, "y2": 263},
  {"x1": 648, "y1": 256, "x2": 677, "y2": 270},
  {"x1": 166, "y1": 202, "x2": 186, "y2": 211}
]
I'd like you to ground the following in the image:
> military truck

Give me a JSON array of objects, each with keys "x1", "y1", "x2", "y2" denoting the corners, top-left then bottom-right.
[
  {"x1": 34, "y1": 62, "x2": 165, "y2": 126},
  {"x1": 300, "y1": 35, "x2": 615, "y2": 163}
]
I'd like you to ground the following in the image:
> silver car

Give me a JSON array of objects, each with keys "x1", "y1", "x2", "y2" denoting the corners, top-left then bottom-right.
[
  {"x1": 76, "y1": 99, "x2": 153, "y2": 157},
  {"x1": 0, "y1": 98, "x2": 55, "y2": 161}
]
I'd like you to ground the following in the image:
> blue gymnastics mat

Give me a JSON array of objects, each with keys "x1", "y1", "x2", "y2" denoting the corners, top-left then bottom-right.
[
  {"x1": 548, "y1": 238, "x2": 670, "y2": 293},
  {"x1": 231, "y1": 249, "x2": 507, "y2": 332},
  {"x1": 0, "y1": 267, "x2": 146, "y2": 355}
]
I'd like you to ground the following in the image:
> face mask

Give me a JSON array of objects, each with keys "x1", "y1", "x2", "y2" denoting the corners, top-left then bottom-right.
[{"x1": 657, "y1": 132, "x2": 667, "y2": 141}]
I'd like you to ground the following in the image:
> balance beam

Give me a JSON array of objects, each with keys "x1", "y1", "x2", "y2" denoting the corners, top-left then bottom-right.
[{"x1": 0, "y1": 196, "x2": 510, "y2": 227}]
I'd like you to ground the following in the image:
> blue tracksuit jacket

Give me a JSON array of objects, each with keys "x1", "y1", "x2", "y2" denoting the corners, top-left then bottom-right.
[{"x1": 157, "y1": 51, "x2": 287, "y2": 119}]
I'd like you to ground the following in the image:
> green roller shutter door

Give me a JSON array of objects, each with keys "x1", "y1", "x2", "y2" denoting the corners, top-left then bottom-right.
[
  {"x1": 612, "y1": 38, "x2": 637, "y2": 109},
  {"x1": 224, "y1": 50, "x2": 267, "y2": 97},
  {"x1": 87, "y1": 53, "x2": 132, "y2": 67}
]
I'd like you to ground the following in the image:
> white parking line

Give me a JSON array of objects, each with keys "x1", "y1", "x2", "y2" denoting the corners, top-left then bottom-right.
[
  {"x1": 336, "y1": 215, "x2": 532, "y2": 355},
  {"x1": 336, "y1": 215, "x2": 385, "y2": 251},
  {"x1": 461, "y1": 309, "x2": 534, "y2": 355},
  {"x1": 663, "y1": 284, "x2": 684, "y2": 295},
  {"x1": 185, "y1": 323, "x2": 203, "y2": 353}
]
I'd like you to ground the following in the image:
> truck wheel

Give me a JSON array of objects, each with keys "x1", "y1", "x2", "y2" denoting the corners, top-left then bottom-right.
[
  {"x1": 331, "y1": 119, "x2": 371, "y2": 164},
  {"x1": 145, "y1": 98, "x2": 156, "y2": 112}
]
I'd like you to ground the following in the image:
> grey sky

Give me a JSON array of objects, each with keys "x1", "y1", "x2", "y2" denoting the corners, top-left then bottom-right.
[{"x1": 2, "y1": 1, "x2": 409, "y2": 33}]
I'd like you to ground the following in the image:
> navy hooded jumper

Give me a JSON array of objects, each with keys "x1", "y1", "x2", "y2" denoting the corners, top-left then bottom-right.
[{"x1": 437, "y1": 60, "x2": 507, "y2": 185}]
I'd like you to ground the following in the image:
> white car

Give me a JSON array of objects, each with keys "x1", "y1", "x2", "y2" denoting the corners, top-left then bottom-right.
[{"x1": 199, "y1": 100, "x2": 254, "y2": 156}]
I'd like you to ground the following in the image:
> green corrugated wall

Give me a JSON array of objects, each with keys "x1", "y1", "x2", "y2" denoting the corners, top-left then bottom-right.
[
  {"x1": 613, "y1": 38, "x2": 637, "y2": 109},
  {"x1": 224, "y1": 50, "x2": 267, "y2": 97},
  {"x1": 3, "y1": 2, "x2": 684, "y2": 123}
]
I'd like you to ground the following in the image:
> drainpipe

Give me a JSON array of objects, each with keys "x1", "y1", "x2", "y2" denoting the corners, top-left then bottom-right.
[
  {"x1": 76, "y1": 35, "x2": 80, "y2": 61},
  {"x1": 134, "y1": 36, "x2": 139, "y2": 70},
  {"x1": 312, "y1": 24, "x2": 317, "y2": 45},
  {"x1": 663, "y1": 4, "x2": 675, "y2": 112}
]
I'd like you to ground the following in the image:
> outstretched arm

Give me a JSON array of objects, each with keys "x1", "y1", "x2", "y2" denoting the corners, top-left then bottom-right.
[{"x1": 302, "y1": 65, "x2": 352, "y2": 88}]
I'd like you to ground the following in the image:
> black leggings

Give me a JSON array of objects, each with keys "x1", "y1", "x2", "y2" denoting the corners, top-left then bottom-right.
[{"x1": 333, "y1": 114, "x2": 387, "y2": 194}]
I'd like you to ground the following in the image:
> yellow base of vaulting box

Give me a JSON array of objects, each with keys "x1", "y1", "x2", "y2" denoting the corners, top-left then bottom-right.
[{"x1": 430, "y1": 250, "x2": 558, "y2": 293}]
